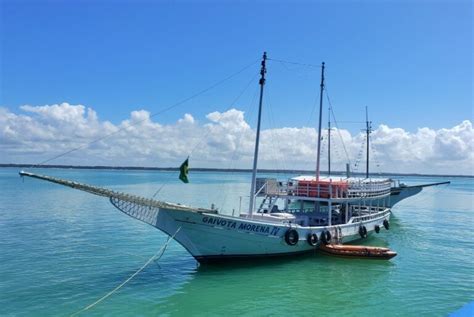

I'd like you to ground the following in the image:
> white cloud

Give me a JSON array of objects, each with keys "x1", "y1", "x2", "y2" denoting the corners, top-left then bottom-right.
[
  {"x1": 0, "y1": 103, "x2": 472, "y2": 175},
  {"x1": 178, "y1": 113, "x2": 195, "y2": 124},
  {"x1": 366, "y1": 121, "x2": 473, "y2": 174},
  {"x1": 433, "y1": 120, "x2": 473, "y2": 160}
]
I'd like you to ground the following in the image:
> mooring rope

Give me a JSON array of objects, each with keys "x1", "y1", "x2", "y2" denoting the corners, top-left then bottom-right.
[{"x1": 70, "y1": 226, "x2": 181, "y2": 316}]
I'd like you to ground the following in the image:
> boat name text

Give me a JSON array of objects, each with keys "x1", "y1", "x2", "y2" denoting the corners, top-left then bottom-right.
[{"x1": 202, "y1": 216, "x2": 280, "y2": 235}]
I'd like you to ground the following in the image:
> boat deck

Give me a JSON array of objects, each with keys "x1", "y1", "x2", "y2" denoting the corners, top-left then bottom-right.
[{"x1": 256, "y1": 177, "x2": 392, "y2": 202}]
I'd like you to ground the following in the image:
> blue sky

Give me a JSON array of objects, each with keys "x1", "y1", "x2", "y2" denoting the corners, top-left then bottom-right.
[
  {"x1": 1, "y1": 1, "x2": 473, "y2": 175},
  {"x1": 1, "y1": 0, "x2": 472, "y2": 132}
]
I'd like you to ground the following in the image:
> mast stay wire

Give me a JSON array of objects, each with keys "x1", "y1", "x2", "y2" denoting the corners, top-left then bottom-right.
[
  {"x1": 266, "y1": 97, "x2": 288, "y2": 176},
  {"x1": 188, "y1": 72, "x2": 259, "y2": 156},
  {"x1": 267, "y1": 57, "x2": 319, "y2": 130},
  {"x1": 260, "y1": 83, "x2": 285, "y2": 175},
  {"x1": 369, "y1": 134, "x2": 382, "y2": 173},
  {"x1": 324, "y1": 87, "x2": 352, "y2": 167},
  {"x1": 264, "y1": 73, "x2": 318, "y2": 178},
  {"x1": 267, "y1": 58, "x2": 322, "y2": 69},
  {"x1": 217, "y1": 85, "x2": 260, "y2": 213},
  {"x1": 151, "y1": 73, "x2": 259, "y2": 201},
  {"x1": 35, "y1": 60, "x2": 259, "y2": 167},
  {"x1": 268, "y1": 57, "x2": 321, "y2": 175},
  {"x1": 335, "y1": 121, "x2": 365, "y2": 124},
  {"x1": 217, "y1": 58, "x2": 320, "y2": 211},
  {"x1": 353, "y1": 134, "x2": 366, "y2": 173}
]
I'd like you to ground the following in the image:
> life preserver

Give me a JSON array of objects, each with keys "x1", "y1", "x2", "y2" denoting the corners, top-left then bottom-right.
[
  {"x1": 375, "y1": 225, "x2": 380, "y2": 233},
  {"x1": 359, "y1": 225, "x2": 368, "y2": 238},
  {"x1": 307, "y1": 233, "x2": 318, "y2": 246},
  {"x1": 285, "y1": 229, "x2": 299, "y2": 246},
  {"x1": 383, "y1": 219, "x2": 390, "y2": 230}
]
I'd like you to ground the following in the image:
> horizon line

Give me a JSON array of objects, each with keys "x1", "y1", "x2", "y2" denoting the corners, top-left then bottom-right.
[{"x1": 1, "y1": 163, "x2": 471, "y2": 178}]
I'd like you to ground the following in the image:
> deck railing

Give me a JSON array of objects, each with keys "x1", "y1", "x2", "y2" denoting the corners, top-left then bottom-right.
[
  {"x1": 349, "y1": 206, "x2": 390, "y2": 223},
  {"x1": 256, "y1": 178, "x2": 391, "y2": 199}
]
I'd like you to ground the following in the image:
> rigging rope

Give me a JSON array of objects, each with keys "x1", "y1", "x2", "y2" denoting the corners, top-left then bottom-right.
[
  {"x1": 267, "y1": 58, "x2": 322, "y2": 68},
  {"x1": 151, "y1": 183, "x2": 166, "y2": 199},
  {"x1": 353, "y1": 134, "x2": 367, "y2": 172},
  {"x1": 36, "y1": 60, "x2": 259, "y2": 166},
  {"x1": 265, "y1": 87, "x2": 287, "y2": 175},
  {"x1": 149, "y1": 73, "x2": 259, "y2": 204},
  {"x1": 304, "y1": 96, "x2": 318, "y2": 128},
  {"x1": 324, "y1": 87, "x2": 352, "y2": 167},
  {"x1": 188, "y1": 72, "x2": 259, "y2": 157},
  {"x1": 217, "y1": 84, "x2": 260, "y2": 211},
  {"x1": 369, "y1": 134, "x2": 382, "y2": 173},
  {"x1": 70, "y1": 226, "x2": 181, "y2": 317}
]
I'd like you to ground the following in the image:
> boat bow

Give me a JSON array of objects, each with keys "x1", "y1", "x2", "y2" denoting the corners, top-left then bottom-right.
[{"x1": 19, "y1": 170, "x2": 214, "y2": 227}]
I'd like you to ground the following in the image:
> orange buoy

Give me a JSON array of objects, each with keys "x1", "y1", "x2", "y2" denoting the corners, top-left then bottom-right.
[{"x1": 319, "y1": 244, "x2": 397, "y2": 260}]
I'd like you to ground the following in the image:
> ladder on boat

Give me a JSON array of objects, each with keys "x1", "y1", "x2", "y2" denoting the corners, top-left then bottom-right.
[{"x1": 257, "y1": 195, "x2": 277, "y2": 213}]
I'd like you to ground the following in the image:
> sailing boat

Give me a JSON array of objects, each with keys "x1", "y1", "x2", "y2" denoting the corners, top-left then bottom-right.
[
  {"x1": 20, "y1": 53, "x2": 402, "y2": 263},
  {"x1": 296, "y1": 105, "x2": 450, "y2": 208},
  {"x1": 359, "y1": 107, "x2": 451, "y2": 206}
]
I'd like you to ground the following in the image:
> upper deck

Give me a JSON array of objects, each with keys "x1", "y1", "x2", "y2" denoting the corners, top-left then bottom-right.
[{"x1": 256, "y1": 176, "x2": 392, "y2": 201}]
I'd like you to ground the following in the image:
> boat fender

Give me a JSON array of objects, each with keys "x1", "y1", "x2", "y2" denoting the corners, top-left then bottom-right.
[
  {"x1": 375, "y1": 225, "x2": 380, "y2": 233},
  {"x1": 320, "y1": 231, "x2": 327, "y2": 244},
  {"x1": 359, "y1": 226, "x2": 368, "y2": 238},
  {"x1": 325, "y1": 230, "x2": 331, "y2": 243},
  {"x1": 285, "y1": 229, "x2": 299, "y2": 246},
  {"x1": 383, "y1": 219, "x2": 390, "y2": 230},
  {"x1": 320, "y1": 231, "x2": 331, "y2": 245},
  {"x1": 307, "y1": 233, "x2": 318, "y2": 246}
]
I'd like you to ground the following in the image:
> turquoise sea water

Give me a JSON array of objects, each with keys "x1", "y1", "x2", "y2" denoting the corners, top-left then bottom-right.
[{"x1": 1, "y1": 168, "x2": 473, "y2": 316}]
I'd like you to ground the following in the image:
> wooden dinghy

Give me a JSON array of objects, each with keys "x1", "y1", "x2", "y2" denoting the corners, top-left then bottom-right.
[{"x1": 319, "y1": 244, "x2": 397, "y2": 260}]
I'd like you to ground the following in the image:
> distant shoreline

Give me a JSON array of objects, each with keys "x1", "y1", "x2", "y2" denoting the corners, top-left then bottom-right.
[{"x1": 1, "y1": 163, "x2": 471, "y2": 178}]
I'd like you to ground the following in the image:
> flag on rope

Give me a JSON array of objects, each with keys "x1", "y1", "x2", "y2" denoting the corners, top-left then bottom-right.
[{"x1": 179, "y1": 157, "x2": 189, "y2": 183}]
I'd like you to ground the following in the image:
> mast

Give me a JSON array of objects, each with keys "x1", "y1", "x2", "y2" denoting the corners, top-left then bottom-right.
[
  {"x1": 248, "y1": 52, "x2": 267, "y2": 216},
  {"x1": 328, "y1": 104, "x2": 331, "y2": 177},
  {"x1": 315, "y1": 62, "x2": 325, "y2": 181},
  {"x1": 365, "y1": 106, "x2": 371, "y2": 179}
]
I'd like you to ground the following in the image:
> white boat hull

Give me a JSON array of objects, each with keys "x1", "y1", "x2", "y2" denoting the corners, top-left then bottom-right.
[
  {"x1": 154, "y1": 207, "x2": 391, "y2": 263},
  {"x1": 18, "y1": 171, "x2": 394, "y2": 263}
]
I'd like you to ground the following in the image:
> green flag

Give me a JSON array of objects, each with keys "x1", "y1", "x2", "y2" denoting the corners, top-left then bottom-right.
[{"x1": 179, "y1": 158, "x2": 189, "y2": 183}]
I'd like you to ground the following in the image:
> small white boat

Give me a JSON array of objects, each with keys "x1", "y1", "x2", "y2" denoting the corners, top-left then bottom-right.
[{"x1": 20, "y1": 53, "x2": 402, "y2": 263}]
